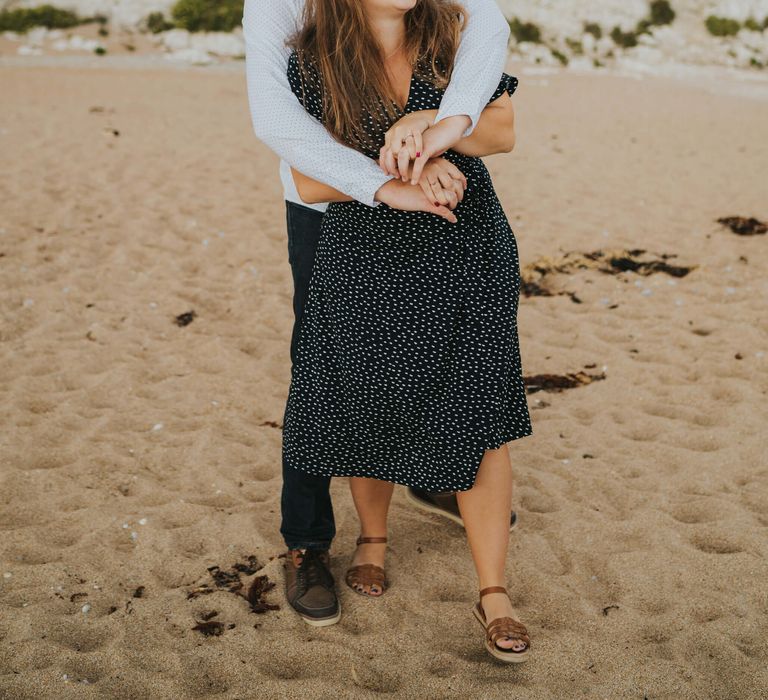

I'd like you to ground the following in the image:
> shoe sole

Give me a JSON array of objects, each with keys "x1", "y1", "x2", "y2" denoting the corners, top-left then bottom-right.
[
  {"x1": 404, "y1": 489, "x2": 518, "y2": 532},
  {"x1": 472, "y1": 605, "x2": 530, "y2": 664},
  {"x1": 298, "y1": 602, "x2": 342, "y2": 627}
]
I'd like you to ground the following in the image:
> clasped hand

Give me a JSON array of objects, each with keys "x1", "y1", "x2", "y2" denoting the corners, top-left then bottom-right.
[{"x1": 377, "y1": 110, "x2": 471, "y2": 223}]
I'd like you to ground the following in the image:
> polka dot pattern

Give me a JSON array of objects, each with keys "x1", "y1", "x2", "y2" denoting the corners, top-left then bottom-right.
[{"x1": 282, "y1": 51, "x2": 533, "y2": 492}]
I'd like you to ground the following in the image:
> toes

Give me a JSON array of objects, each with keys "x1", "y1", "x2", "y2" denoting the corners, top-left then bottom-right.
[{"x1": 495, "y1": 637, "x2": 527, "y2": 652}]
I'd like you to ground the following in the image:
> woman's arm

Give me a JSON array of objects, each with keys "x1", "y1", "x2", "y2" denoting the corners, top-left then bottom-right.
[
  {"x1": 290, "y1": 168, "x2": 354, "y2": 204},
  {"x1": 242, "y1": 0, "x2": 392, "y2": 206},
  {"x1": 450, "y1": 92, "x2": 516, "y2": 157}
]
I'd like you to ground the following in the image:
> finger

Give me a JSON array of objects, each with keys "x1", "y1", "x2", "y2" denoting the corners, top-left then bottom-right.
[
  {"x1": 413, "y1": 131, "x2": 423, "y2": 162},
  {"x1": 424, "y1": 179, "x2": 441, "y2": 207},
  {"x1": 432, "y1": 181, "x2": 449, "y2": 207},
  {"x1": 454, "y1": 180, "x2": 465, "y2": 203},
  {"x1": 383, "y1": 147, "x2": 398, "y2": 177},
  {"x1": 379, "y1": 146, "x2": 389, "y2": 174},
  {"x1": 443, "y1": 160, "x2": 466, "y2": 185},
  {"x1": 437, "y1": 170, "x2": 456, "y2": 192},
  {"x1": 445, "y1": 190, "x2": 458, "y2": 210},
  {"x1": 419, "y1": 178, "x2": 433, "y2": 203},
  {"x1": 392, "y1": 127, "x2": 406, "y2": 154},
  {"x1": 410, "y1": 152, "x2": 430, "y2": 185},
  {"x1": 430, "y1": 203, "x2": 458, "y2": 224},
  {"x1": 384, "y1": 129, "x2": 392, "y2": 151},
  {"x1": 405, "y1": 133, "x2": 418, "y2": 160},
  {"x1": 397, "y1": 147, "x2": 411, "y2": 181}
]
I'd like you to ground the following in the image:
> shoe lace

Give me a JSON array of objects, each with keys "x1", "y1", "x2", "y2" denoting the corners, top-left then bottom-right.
[{"x1": 296, "y1": 549, "x2": 334, "y2": 592}]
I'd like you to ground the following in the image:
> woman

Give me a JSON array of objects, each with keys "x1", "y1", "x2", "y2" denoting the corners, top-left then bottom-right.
[{"x1": 282, "y1": 0, "x2": 533, "y2": 662}]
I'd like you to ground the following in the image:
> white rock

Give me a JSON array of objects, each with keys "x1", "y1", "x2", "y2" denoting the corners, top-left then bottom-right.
[
  {"x1": 161, "y1": 28, "x2": 190, "y2": 51},
  {"x1": 190, "y1": 31, "x2": 244, "y2": 57},
  {"x1": 17, "y1": 45, "x2": 43, "y2": 56},
  {"x1": 163, "y1": 47, "x2": 213, "y2": 66},
  {"x1": 27, "y1": 26, "x2": 48, "y2": 45}
]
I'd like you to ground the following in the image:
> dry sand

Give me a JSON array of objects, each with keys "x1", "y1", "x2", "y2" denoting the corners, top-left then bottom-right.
[{"x1": 1, "y1": 57, "x2": 767, "y2": 699}]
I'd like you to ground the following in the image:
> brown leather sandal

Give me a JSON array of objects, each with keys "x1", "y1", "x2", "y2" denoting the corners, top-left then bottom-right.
[
  {"x1": 345, "y1": 536, "x2": 388, "y2": 597},
  {"x1": 473, "y1": 586, "x2": 531, "y2": 663}
]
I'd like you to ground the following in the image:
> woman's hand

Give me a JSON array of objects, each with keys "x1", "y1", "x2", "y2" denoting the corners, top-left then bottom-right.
[
  {"x1": 416, "y1": 158, "x2": 467, "y2": 210},
  {"x1": 379, "y1": 109, "x2": 437, "y2": 180},
  {"x1": 374, "y1": 179, "x2": 458, "y2": 224},
  {"x1": 409, "y1": 114, "x2": 471, "y2": 185}
]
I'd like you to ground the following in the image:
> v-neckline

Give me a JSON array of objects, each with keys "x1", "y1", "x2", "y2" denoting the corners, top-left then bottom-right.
[{"x1": 396, "y1": 71, "x2": 416, "y2": 113}]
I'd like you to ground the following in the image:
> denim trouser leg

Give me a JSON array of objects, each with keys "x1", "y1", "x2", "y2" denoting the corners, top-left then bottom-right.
[{"x1": 280, "y1": 201, "x2": 335, "y2": 551}]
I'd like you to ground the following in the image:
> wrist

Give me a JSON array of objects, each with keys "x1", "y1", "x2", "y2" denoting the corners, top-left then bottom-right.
[{"x1": 374, "y1": 178, "x2": 402, "y2": 204}]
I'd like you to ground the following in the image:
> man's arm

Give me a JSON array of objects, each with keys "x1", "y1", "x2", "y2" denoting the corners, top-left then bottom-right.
[
  {"x1": 242, "y1": 0, "x2": 392, "y2": 207},
  {"x1": 434, "y1": 0, "x2": 510, "y2": 137}
]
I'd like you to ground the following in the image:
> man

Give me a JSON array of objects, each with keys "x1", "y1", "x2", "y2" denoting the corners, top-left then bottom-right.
[{"x1": 242, "y1": 0, "x2": 518, "y2": 627}]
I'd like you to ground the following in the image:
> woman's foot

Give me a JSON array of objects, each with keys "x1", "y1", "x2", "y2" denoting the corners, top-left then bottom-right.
[
  {"x1": 345, "y1": 536, "x2": 388, "y2": 596},
  {"x1": 475, "y1": 586, "x2": 530, "y2": 661},
  {"x1": 479, "y1": 591, "x2": 527, "y2": 651}
]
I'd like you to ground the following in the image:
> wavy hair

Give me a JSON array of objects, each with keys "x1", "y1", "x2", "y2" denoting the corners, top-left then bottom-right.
[{"x1": 289, "y1": 0, "x2": 466, "y2": 153}]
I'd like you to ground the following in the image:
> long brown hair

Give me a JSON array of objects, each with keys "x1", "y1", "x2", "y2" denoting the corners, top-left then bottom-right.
[{"x1": 289, "y1": 0, "x2": 466, "y2": 153}]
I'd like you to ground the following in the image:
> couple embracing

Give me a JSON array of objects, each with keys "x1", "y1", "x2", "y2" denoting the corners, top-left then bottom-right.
[{"x1": 243, "y1": 0, "x2": 534, "y2": 663}]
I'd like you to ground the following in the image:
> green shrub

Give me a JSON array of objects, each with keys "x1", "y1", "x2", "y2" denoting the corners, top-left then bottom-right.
[
  {"x1": 508, "y1": 17, "x2": 542, "y2": 44},
  {"x1": 583, "y1": 22, "x2": 602, "y2": 39},
  {"x1": 705, "y1": 16, "x2": 741, "y2": 37},
  {"x1": 649, "y1": 1, "x2": 675, "y2": 26},
  {"x1": 744, "y1": 17, "x2": 761, "y2": 32},
  {"x1": 551, "y1": 48, "x2": 568, "y2": 65},
  {"x1": 170, "y1": 0, "x2": 243, "y2": 33},
  {"x1": 94, "y1": 46, "x2": 106, "y2": 55},
  {"x1": 0, "y1": 4, "x2": 81, "y2": 32},
  {"x1": 565, "y1": 37, "x2": 583, "y2": 55},
  {"x1": 146, "y1": 11, "x2": 175, "y2": 33},
  {"x1": 610, "y1": 26, "x2": 639, "y2": 48}
]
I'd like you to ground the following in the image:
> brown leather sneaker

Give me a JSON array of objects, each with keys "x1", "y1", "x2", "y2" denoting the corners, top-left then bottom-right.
[
  {"x1": 284, "y1": 549, "x2": 341, "y2": 627},
  {"x1": 405, "y1": 488, "x2": 518, "y2": 531}
]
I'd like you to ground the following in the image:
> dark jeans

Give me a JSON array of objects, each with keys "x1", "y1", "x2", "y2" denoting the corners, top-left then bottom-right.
[{"x1": 280, "y1": 201, "x2": 336, "y2": 551}]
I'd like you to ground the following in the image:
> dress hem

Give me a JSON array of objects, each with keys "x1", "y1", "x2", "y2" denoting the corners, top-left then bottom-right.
[{"x1": 284, "y1": 426, "x2": 533, "y2": 493}]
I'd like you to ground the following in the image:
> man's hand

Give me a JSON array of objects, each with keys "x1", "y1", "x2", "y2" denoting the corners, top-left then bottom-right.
[
  {"x1": 409, "y1": 114, "x2": 471, "y2": 185},
  {"x1": 416, "y1": 158, "x2": 467, "y2": 210},
  {"x1": 374, "y1": 179, "x2": 458, "y2": 224},
  {"x1": 379, "y1": 110, "x2": 438, "y2": 180}
]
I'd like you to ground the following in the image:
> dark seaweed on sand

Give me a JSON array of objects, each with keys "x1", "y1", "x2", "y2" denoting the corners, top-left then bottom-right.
[
  {"x1": 524, "y1": 370, "x2": 606, "y2": 394},
  {"x1": 716, "y1": 216, "x2": 767, "y2": 236},
  {"x1": 186, "y1": 556, "x2": 279, "y2": 616},
  {"x1": 246, "y1": 575, "x2": 280, "y2": 614},
  {"x1": 174, "y1": 310, "x2": 197, "y2": 326},
  {"x1": 521, "y1": 248, "x2": 695, "y2": 302},
  {"x1": 192, "y1": 620, "x2": 225, "y2": 636},
  {"x1": 233, "y1": 555, "x2": 261, "y2": 575}
]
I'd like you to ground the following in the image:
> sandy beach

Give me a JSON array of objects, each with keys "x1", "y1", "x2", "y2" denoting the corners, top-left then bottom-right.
[{"x1": 1, "y1": 54, "x2": 767, "y2": 699}]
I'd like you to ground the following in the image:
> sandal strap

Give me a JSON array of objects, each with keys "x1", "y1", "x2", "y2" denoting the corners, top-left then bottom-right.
[
  {"x1": 479, "y1": 585, "x2": 507, "y2": 598},
  {"x1": 346, "y1": 563, "x2": 387, "y2": 588},
  {"x1": 486, "y1": 616, "x2": 530, "y2": 646},
  {"x1": 356, "y1": 536, "x2": 388, "y2": 545}
]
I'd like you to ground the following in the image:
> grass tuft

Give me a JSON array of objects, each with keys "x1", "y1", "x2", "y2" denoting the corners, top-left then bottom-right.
[
  {"x1": 170, "y1": 0, "x2": 243, "y2": 33},
  {"x1": 705, "y1": 16, "x2": 741, "y2": 37},
  {"x1": 508, "y1": 17, "x2": 542, "y2": 44},
  {"x1": 0, "y1": 4, "x2": 81, "y2": 32}
]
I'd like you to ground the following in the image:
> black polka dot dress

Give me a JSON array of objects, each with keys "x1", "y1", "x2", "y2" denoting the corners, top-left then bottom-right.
[{"x1": 282, "y1": 50, "x2": 533, "y2": 492}]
